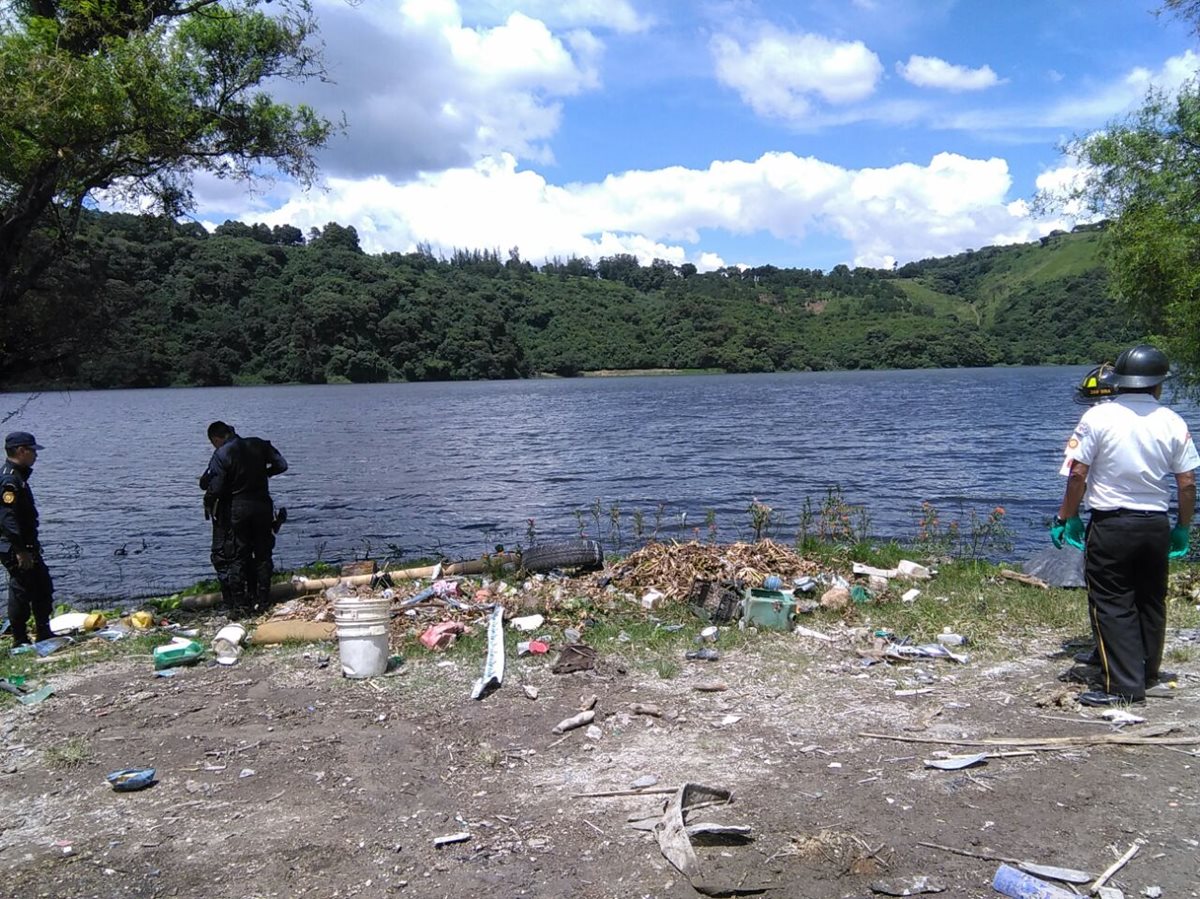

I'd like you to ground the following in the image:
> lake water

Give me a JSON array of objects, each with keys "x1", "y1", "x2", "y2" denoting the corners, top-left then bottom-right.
[{"x1": 5, "y1": 367, "x2": 1197, "y2": 601}]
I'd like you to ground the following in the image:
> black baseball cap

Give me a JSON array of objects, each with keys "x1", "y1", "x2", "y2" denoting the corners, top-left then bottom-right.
[{"x1": 5, "y1": 431, "x2": 44, "y2": 451}]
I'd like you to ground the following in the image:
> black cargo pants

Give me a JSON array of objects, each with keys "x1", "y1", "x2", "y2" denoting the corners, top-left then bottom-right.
[
  {"x1": 1085, "y1": 510, "x2": 1170, "y2": 700},
  {"x1": 2, "y1": 551, "x2": 54, "y2": 645}
]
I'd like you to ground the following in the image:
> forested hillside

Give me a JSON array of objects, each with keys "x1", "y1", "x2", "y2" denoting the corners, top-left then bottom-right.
[{"x1": 1, "y1": 214, "x2": 1142, "y2": 389}]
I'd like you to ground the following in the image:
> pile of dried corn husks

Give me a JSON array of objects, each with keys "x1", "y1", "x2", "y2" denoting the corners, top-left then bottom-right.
[{"x1": 613, "y1": 539, "x2": 821, "y2": 599}]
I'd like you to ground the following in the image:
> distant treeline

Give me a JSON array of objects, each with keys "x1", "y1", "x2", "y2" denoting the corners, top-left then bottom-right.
[{"x1": 1, "y1": 212, "x2": 1144, "y2": 389}]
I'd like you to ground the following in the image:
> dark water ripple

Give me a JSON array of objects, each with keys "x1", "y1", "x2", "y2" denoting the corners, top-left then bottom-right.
[{"x1": 6, "y1": 368, "x2": 1198, "y2": 600}]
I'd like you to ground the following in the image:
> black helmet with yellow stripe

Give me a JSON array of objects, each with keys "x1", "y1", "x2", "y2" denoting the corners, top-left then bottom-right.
[{"x1": 1073, "y1": 362, "x2": 1116, "y2": 405}]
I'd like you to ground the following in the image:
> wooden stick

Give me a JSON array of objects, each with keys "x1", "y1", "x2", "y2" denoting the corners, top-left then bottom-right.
[
  {"x1": 573, "y1": 787, "x2": 679, "y2": 798},
  {"x1": 860, "y1": 729, "x2": 1197, "y2": 748},
  {"x1": 917, "y1": 841, "x2": 1019, "y2": 865},
  {"x1": 999, "y1": 569, "x2": 1050, "y2": 589},
  {"x1": 1090, "y1": 839, "x2": 1142, "y2": 893}
]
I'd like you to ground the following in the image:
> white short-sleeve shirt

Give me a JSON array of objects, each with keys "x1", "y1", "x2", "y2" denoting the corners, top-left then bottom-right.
[{"x1": 1063, "y1": 394, "x2": 1200, "y2": 511}]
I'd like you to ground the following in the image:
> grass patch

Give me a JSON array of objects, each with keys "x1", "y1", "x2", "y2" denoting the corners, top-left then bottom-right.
[{"x1": 43, "y1": 735, "x2": 93, "y2": 770}]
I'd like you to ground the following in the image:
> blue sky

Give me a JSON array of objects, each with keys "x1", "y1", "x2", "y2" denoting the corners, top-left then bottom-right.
[{"x1": 192, "y1": 0, "x2": 1199, "y2": 272}]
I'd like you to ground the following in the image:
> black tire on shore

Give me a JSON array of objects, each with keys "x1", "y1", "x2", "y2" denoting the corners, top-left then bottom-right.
[{"x1": 521, "y1": 540, "x2": 604, "y2": 573}]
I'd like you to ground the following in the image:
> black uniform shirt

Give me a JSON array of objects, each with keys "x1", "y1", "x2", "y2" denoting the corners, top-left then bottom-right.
[
  {"x1": 0, "y1": 459, "x2": 39, "y2": 553},
  {"x1": 205, "y1": 436, "x2": 288, "y2": 501}
]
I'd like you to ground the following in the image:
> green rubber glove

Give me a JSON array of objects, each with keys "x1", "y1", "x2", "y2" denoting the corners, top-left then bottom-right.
[
  {"x1": 1169, "y1": 523, "x2": 1191, "y2": 559},
  {"x1": 1051, "y1": 515, "x2": 1085, "y2": 550},
  {"x1": 1049, "y1": 518, "x2": 1066, "y2": 548},
  {"x1": 1063, "y1": 515, "x2": 1085, "y2": 550}
]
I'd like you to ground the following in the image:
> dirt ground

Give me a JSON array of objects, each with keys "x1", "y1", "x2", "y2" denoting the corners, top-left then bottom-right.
[{"x1": 2, "y1": 613, "x2": 1199, "y2": 899}]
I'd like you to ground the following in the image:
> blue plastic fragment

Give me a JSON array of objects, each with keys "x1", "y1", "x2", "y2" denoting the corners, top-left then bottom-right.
[{"x1": 106, "y1": 768, "x2": 157, "y2": 792}]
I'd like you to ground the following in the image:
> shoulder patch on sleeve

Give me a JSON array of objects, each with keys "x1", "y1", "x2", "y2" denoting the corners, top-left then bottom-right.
[{"x1": 1, "y1": 489, "x2": 16, "y2": 505}]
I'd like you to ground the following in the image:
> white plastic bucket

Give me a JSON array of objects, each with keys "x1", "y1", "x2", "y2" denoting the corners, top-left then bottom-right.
[
  {"x1": 213, "y1": 623, "x2": 247, "y2": 666},
  {"x1": 334, "y1": 597, "x2": 391, "y2": 678}
]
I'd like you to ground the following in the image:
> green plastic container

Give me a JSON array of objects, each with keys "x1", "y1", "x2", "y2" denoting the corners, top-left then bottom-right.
[
  {"x1": 153, "y1": 638, "x2": 204, "y2": 670},
  {"x1": 742, "y1": 588, "x2": 795, "y2": 631}
]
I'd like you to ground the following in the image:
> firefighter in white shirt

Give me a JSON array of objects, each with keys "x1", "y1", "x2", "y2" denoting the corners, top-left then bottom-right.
[{"x1": 1053, "y1": 345, "x2": 1198, "y2": 706}]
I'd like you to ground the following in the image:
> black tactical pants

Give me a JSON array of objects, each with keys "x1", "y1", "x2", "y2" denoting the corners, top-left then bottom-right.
[
  {"x1": 2, "y1": 551, "x2": 54, "y2": 645},
  {"x1": 210, "y1": 504, "x2": 237, "y2": 606},
  {"x1": 230, "y1": 496, "x2": 275, "y2": 607},
  {"x1": 1085, "y1": 510, "x2": 1170, "y2": 700}
]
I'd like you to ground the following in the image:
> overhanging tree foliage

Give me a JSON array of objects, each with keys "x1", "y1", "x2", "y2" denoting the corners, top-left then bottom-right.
[
  {"x1": 0, "y1": 0, "x2": 334, "y2": 316},
  {"x1": 1055, "y1": 83, "x2": 1200, "y2": 390},
  {"x1": 1044, "y1": 1, "x2": 1200, "y2": 390}
]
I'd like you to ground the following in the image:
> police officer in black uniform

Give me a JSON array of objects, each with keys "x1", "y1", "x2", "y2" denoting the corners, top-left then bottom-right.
[
  {"x1": 1, "y1": 432, "x2": 56, "y2": 646},
  {"x1": 201, "y1": 422, "x2": 288, "y2": 613}
]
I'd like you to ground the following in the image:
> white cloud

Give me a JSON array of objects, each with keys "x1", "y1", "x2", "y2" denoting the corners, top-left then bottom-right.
[
  {"x1": 897, "y1": 55, "x2": 1002, "y2": 92},
  {"x1": 460, "y1": 0, "x2": 652, "y2": 33},
  {"x1": 711, "y1": 27, "x2": 883, "y2": 120},
  {"x1": 296, "y1": 0, "x2": 603, "y2": 179},
  {"x1": 236, "y1": 150, "x2": 1052, "y2": 272},
  {"x1": 942, "y1": 50, "x2": 1200, "y2": 133}
]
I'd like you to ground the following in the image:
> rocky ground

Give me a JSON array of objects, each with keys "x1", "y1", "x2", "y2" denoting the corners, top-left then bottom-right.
[{"x1": 2, "y1": 604, "x2": 1198, "y2": 899}]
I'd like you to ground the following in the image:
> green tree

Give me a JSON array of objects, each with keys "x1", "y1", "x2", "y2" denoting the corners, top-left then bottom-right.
[
  {"x1": 0, "y1": 0, "x2": 334, "y2": 312},
  {"x1": 1051, "y1": 81, "x2": 1200, "y2": 388}
]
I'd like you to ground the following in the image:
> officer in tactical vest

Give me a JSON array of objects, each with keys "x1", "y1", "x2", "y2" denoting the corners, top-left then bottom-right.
[
  {"x1": 1, "y1": 432, "x2": 56, "y2": 646},
  {"x1": 201, "y1": 422, "x2": 288, "y2": 614}
]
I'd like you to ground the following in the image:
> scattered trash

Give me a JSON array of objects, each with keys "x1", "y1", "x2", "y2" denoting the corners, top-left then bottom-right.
[
  {"x1": 433, "y1": 832, "x2": 471, "y2": 848},
  {"x1": 655, "y1": 783, "x2": 759, "y2": 896},
  {"x1": 692, "y1": 681, "x2": 728, "y2": 692},
  {"x1": 239, "y1": 768, "x2": 256, "y2": 778},
  {"x1": 551, "y1": 643, "x2": 597, "y2": 674},
  {"x1": 0, "y1": 678, "x2": 53, "y2": 706},
  {"x1": 871, "y1": 876, "x2": 945, "y2": 895},
  {"x1": 1100, "y1": 709, "x2": 1145, "y2": 725},
  {"x1": 419, "y1": 621, "x2": 466, "y2": 651},
  {"x1": 128, "y1": 611, "x2": 155, "y2": 629},
  {"x1": 792, "y1": 625, "x2": 833, "y2": 642},
  {"x1": 248, "y1": 620, "x2": 336, "y2": 644},
  {"x1": 470, "y1": 605, "x2": 505, "y2": 700},
  {"x1": 901, "y1": 588, "x2": 921, "y2": 603},
  {"x1": 630, "y1": 703, "x2": 662, "y2": 717},
  {"x1": 923, "y1": 753, "x2": 987, "y2": 771},
  {"x1": 154, "y1": 669, "x2": 177, "y2": 679},
  {"x1": 850, "y1": 585, "x2": 872, "y2": 604},
  {"x1": 48, "y1": 611, "x2": 106, "y2": 635},
  {"x1": 32, "y1": 636, "x2": 73, "y2": 657},
  {"x1": 992, "y1": 863, "x2": 1078, "y2": 899},
  {"x1": 1143, "y1": 887, "x2": 1163, "y2": 898},
  {"x1": 153, "y1": 637, "x2": 204, "y2": 670},
  {"x1": 516, "y1": 640, "x2": 550, "y2": 656},
  {"x1": 1019, "y1": 863, "x2": 1093, "y2": 885},
  {"x1": 762, "y1": 574, "x2": 783, "y2": 590},
  {"x1": 106, "y1": 768, "x2": 156, "y2": 792},
  {"x1": 212, "y1": 623, "x2": 247, "y2": 666},
  {"x1": 641, "y1": 588, "x2": 666, "y2": 610},
  {"x1": 685, "y1": 648, "x2": 720, "y2": 662},
  {"x1": 522, "y1": 685, "x2": 539, "y2": 700},
  {"x1": 897, "y1": 560, "x2": 933, "y2": 579},
  {"x1": 697, "y1": 626, "x2": 719, "y2": 643},
  {"x1": 631, "y1": 774, "x2": 659, "y2": 789},
  {"x1": 820, "y1": 587, "x2": 850, "y2": 610},
  {"x1": 742, "y1": 587, "x2": 795, "y2": 630},
  {"x1": 936, "y1": 628, "x2": 966, "y2": 646},
  {"x1": 579, "y1": 693, "x2": 598, "y2": 710},
  {"x1": 792, "y1": 576, "x2": 817, "y2": 593},
  {"x1": 585, "y1": 724, "x2": 603, "y2": 740},
  {"x1": 552, "y1": 710, "x2": 595, "y2": 734},
  {"x1": 686, "y1": 579, "x2": 742, "y2": 624},
  {"x1": 883, "y1": 642, "x2": 968, "y2": 664},
  {"x1": 510, "y1": 614, "x2": 544, "y2": 632}
]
